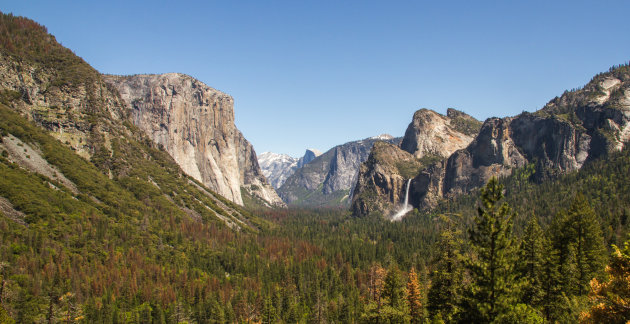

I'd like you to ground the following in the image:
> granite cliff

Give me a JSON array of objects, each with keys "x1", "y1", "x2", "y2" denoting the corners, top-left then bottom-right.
[
  {"x1": 351, "y1": 109, "x2": 481, "y2": 217},
  {"x1": 104, "y1": 74, "x2": 284, "y2": 208}
]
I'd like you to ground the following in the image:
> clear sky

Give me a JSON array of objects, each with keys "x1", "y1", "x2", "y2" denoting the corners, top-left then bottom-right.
[{"x1": 3, "y1": 1, "x2": 630, "y2": 157}]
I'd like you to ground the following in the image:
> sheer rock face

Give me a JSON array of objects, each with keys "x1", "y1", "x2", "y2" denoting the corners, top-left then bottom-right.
[
  {"x1": 353, "y1": 68, "x2": 630, "y2": 217},
  {"x1": 297, "y1": 149, "x2": 322, "y2": 168},
  {"x1": 351, "y1": 109, "x2": 480, "y2": 217},
  {"x1": 400, "y1": 108, "x2": 478, "y2": 159},
  {"x1": 104, "y1": 73, "x2": 284, "y2": 207}
]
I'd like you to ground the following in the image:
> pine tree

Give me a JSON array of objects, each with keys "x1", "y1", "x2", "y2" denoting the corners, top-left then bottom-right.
[
  {"x1": 383, "y1": 265, "x2": 405, "y2": 309},
  {"x1": 567, "y1": 194, "x2": 607, "y2": 295},
  {"x1": 427, "y1": 224, "x2": 463, "y2": 322},
  {"x1": 550, "y1": 194, "x2": 606, "y2": 296},
  {"x1": 518, "y1": 217, "x2": 545, "y2": 307},
  {"x1": 539, "y1": 236, "x2": 564, "y2": 321},
  {"x1": 461, "y1": 177, "x2": 520, "y2": 322},
  {"x1": 261, "y1": 295, "x2": 277, "y2": 324},
  {"x1": 367, "y1": 263, "x2": 387, "y2": 307},
  {"x1": 407, "y1": 267, "x2": 423, "y2": 323}
]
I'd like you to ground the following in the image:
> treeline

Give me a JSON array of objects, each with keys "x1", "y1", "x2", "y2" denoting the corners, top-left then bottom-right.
[{"x1": 1, "y1": 162, "x2": 629, "y2": 322}]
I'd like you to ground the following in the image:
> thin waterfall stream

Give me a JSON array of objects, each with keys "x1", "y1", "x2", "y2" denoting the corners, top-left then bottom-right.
[{"x1": 391, "y1": 179, "x2": 412, "y2": 221}]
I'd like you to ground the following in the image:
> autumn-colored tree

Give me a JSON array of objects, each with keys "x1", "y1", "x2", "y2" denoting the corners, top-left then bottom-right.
[
  {"x1": 58, "y1": 292, "x2": 83, "y2": 323},
  {"x1": 367, "y1": 263, "x2": 387, "y2": 306},
  {"x1": 407, "y1": 267, "x2": 423, "y2": 323},
  {"x1": 580, "y1": 240, "x2": 630, "y2": 323}
]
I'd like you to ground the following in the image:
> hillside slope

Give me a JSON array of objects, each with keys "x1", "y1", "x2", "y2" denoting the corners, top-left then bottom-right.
[{"x1": 0, "y1": 12, "x2": 280, "y2": 321}]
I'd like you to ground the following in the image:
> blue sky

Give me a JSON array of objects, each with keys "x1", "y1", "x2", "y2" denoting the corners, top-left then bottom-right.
[{"x1": 4, "y1": 1, "x2": 630, "y2": 157}]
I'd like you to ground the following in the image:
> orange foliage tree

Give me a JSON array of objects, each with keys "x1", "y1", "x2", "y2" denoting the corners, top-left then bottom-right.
[
  {"x1": 407, "y1": 267, "x2": 423, "y2": 323},
  {"x1": 581, "y1": 241, "x2": 630, "y2": 323}
]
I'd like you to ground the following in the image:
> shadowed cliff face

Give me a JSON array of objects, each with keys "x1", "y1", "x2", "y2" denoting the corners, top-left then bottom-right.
[
  {"x1": 257, "y1": 149, "x2": 322, "y2": 190},
  {"x1": 105, "y1": 73, "x2": 285, "y2": 208}
]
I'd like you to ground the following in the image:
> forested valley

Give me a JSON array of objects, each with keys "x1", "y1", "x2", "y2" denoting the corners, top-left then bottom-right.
[{"x1": 1, "y1": 11, "x2": 630, "y2": 324}]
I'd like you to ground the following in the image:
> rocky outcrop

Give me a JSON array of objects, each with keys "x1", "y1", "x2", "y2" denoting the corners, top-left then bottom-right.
[
  {"x1": 351, "y1": 141, "x2": 422, "y2": 217},
  {"x1": 278, "y1": 135, "x2": 399, "y2": 207},
  {"x1": 0, "y1": 13, "x2": 273, "y2": 230},
  {"x1": 351, "y1": 109, "x2": 480, "y2": 217},
  {"x1": 0, "y1": 52, "x2": 127, "y2": 159},
  {"x1": 353, "y1": 67, "x2": 630, "y2": 217},
  {"x1": 105, "y1": 73, "x2": 285, "y2": 208},
  {"x1": 400, "y1": 108, "x2": 479, "y2": 159}
]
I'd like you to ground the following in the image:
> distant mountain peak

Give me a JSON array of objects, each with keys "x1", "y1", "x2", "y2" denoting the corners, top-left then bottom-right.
[
  {"x1": 298, "y1": 148, "x2": 322, "y2": 168},
  {"x1": 258, "y1": 152, "x2": 299, "y2": 189}
]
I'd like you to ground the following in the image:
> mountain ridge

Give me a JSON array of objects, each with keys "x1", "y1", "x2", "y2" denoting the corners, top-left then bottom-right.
[{"x1": 351, "y1": 64, "x2": 630, "y2": 217}]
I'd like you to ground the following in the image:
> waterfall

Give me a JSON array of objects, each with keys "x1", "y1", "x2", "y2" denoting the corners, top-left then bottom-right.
[{"x1": 391, "y1": 179, "x2": 413, "y2": 221}]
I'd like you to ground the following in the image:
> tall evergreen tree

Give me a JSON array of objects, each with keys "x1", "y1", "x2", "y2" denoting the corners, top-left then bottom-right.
[
  {"x1": 427, "y1": 221, "x2": 464, "y2": 322},
  {"x1": 539, "y1": 236, "x2": 564, "y2": 321},
  {"x1": 567, "y1": 194, "x2": 607, "y2": 295},
  {"x1": 261, "y1": 295, "x2": 277, "y2": 324},
  {"x1": 550, "y1": 194, "x2": 606, "y2": 296},
  {"x1": 518, "y1": 217, "x2": 545, "y2": 307},
  {"x1": 461, "y1": 177, "x2": 520, "y2": 322},
  {"x1": 383, "y1": 265, "x2": 405, "y2": 309}
]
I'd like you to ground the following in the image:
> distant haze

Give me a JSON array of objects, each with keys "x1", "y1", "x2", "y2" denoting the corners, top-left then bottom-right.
[{"x1": 4, "y1": 1, "x2": 630, "y2": 156}]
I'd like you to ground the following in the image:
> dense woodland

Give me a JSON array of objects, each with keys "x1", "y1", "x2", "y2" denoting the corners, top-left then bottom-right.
[{"x1": 1, "y1": 11, "x2": 630, "y2": 324}]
